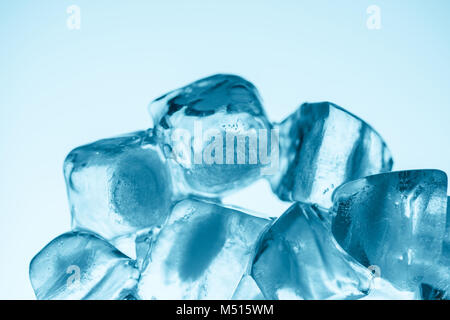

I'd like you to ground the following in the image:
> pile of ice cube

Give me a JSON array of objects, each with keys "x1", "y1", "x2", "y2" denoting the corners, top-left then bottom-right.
[{"x1": 29, "y1": 74, "x2": 449, "y2": 300}]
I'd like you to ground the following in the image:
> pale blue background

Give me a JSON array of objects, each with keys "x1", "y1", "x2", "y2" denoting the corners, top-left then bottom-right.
[{"x1": 1, "y1": 0, "x2": 449, "y2": 299}]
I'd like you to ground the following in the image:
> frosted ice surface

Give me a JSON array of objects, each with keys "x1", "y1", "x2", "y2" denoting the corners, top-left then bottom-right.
[
  {"x1": 148, "y1": 74, "x2": 274, "y2": 197},
  {"x1": 63, "y1": 130, "x2": 173, "y2": 240},
  {"x1": 29, "y1": 231, "x2": 139, "y2": 300},
  {"x1": 332, "y1": 169, "x2": 448, "y2": 291},
  {"x1": 250, "y1": 202, "x2": 372, "y2": 300},
  {"x1": 137, "y1": 199, "x2": 269, "y2": 299},
  {"x1": 269, "y1": 102, "x2": 393, "y2": 208}
]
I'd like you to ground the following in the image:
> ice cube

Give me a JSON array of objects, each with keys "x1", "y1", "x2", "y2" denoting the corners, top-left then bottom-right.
[
  {"x1": 269, "y1": 102, "x2": 393, "y2": 209},
  {"x1": 136, "y1": 198, "x2": 269, "y2": 299},
  {"x1": 362, "y1": 277, "x2": 419, "y2": 300},
  {"x1": 63, "y1": 130, "x2": 174, "y2": 241},
  {"x1": 250, "y1": 202, "x2": 372, "y2": 300},
  {"x1": 29, "y1": 231, "x2": 139, "y2": 300},
  {"x1": 331, "y1": 169, "x2": 448, "y2": 291},
  {"x1": 149, "y1": 74, "x2": 275, "y2": 197}
]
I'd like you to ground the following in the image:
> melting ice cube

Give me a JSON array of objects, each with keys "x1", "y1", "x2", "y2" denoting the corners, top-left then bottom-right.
[
  {"x1": 137, "y1": 198, "x2": 269, "y2": 299},
  {"x1": 331, "y1": 169, "x2": 448, "y2": 291},
  {"x1": 63, "y1": 130, "x2": 174, "y2": 241},
  {"x1": 29, "y1": 231, "x2": 139, "y2": 300},
  {"x1": 148, "y1": 74, "x2": 275, "y2": 197},
  {"x1": 269, "y1": 102, "x2": 393, "y2": 209},
  {"x1": 250, "y1": 202, "x2": 372, "y2": 300}
]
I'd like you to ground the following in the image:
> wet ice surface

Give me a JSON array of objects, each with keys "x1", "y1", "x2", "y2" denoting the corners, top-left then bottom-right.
[
  {"x1": 250, "y1": 202, "x2": 372, "y2": 300},
  {"x1": 137, "y1": 199, "x2": 269, "y2": 299},
  {"x1": 64, "y1": 130, "x2": 173, "y2": 241},
  {"x1": 29, "y1": 231, "x2": 139, "y2": 300},
  {"x1": 270, "y1": 102, "x2": 393, "y2": 209},
  {"x1": 331, "y1": 170, "x2": 448, "y2": 291},
  {"x1": 148, "y1": 74, "x2": 274, "y2": 197}
]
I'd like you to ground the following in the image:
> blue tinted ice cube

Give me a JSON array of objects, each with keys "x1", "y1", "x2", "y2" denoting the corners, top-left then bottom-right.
[
  {"x1": 270, "y1": 102, "x2": 393, "y2": 208},
  {"x1": 331, "y1": 169, "x2": 448, "y2": 291},
  {"x1": 29, "y1": 231, "x2": 139, "y2": 300},
  {"x1": 149, "y1": 74, "x2": 275, "y2": 197},
  {"x1": 137, "y1": 198, "x2": 269, "y2": 299},
  {"x1": 64, "y1": 130, "x2": 174, "y2": 241},
  {"x1": 250, "y1": 202, "x2": 372, "y2": 300},
  {"x1": 419, "y1": 283, "x2": 447, "y2": 300}
]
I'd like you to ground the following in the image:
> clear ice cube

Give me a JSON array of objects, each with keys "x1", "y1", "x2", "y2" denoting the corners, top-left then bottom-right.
[
  {"x1": 63, "y1": 130, "x2": 174, "y2": 241},
  {"x1": 29, "y1": 231, "x2": 139, "y2": 300},
  {"x1": 232, "y1": 275, "x2": 265, "y2": 300},
  {"x1": 148, "y1": 74, "x2": 274, "y2": 197},
  {"x1": 269, "y1": 102, "x2": 393, "y2": 208},
  {"x1": 137, "y1": 198, "x2": 269, "y2": 299},
  {"x1": 443, "y1": 196, "x2": 450, "y2": 264},
  {"x1": 331, "y1": 169, "x2": 448, "y2": 291},
  {"x1": 250, "y1": 202, "x2": 372, "y2": 300}
]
